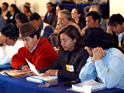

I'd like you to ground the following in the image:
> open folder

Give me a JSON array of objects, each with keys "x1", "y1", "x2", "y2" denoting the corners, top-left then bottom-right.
[
  {"x1": 25, "y1": 58, "x2": 58, "y2": 83},
  {"x1": 25, "y1": 58, "x2": 40, "y2": 76}
]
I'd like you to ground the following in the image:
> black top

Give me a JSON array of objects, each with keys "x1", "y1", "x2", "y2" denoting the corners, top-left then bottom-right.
[
  {"x1": 43, "y1": 12, "x2": 57, "y2": 28},
  {"x1": 40, "y1": 48, "x2": 89, "y2": 80}
]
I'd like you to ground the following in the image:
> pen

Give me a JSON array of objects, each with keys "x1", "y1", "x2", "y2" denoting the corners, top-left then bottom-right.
[{"x1": 3, "y1": 72, "x2": 14, "y2": 77}]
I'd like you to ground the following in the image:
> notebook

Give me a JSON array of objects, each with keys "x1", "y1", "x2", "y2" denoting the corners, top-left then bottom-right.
[
  {"x1": 72, "y1": 80, "x2": 105, "y2": 92},
  {"x1": 0, "y1": 69, "x2": 27, "y2": 77}
]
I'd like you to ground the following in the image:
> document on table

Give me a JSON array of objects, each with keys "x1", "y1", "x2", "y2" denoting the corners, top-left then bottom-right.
[
  {"x1": 25, "y1": 58, "x2": 41, "y2": 76},
  {"x1": 25, "y1": 58, "x2": 58, "y2": 84}
]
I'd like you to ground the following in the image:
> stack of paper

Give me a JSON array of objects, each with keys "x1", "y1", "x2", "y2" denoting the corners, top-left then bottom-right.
[
  {"x1": 0, "y1": 69, "x2": 27, "y2": 77},
  {"x1": 72, "y1": 80, "x2": 105, "y2": 92},
  {"x1": 26, "y1": 75, "x2": 58, "y2": 83}
]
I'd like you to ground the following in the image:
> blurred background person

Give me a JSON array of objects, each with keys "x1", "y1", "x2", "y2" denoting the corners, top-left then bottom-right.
[
  {"x1": 57, "y1": 9, "x2": 81, "y2": 32},
  {"x1": 0, "y1": 7, "x2": 1, "y2": 15},
  {"x1": 71, "y1": 8, "x2": 86, "y2": 30},
  {"x1": 0, "y1": 24, "x2": 24, "y2": 68},
  {"x1": 0, "y1": 7, "x2": 6, "y2": 32},
  {"x1": 43, "y1": 2, "x2": 56, "y2": 28},
  {"x1": 81, "y1": 11, "x2": 105, "y2": 36},
  {"x1": 23, "y1": 2, "x2": 32, "y2": 19},
  {"x1": 49, "y1": 9, "x2": 81, "y2": 47},
  {"x1": 56, "y1": 5, "x2": 65, "y2": 16},
  {"x1": 108, "y1": 14, "x2": 124, "y2": 51},
  {"x1": 54, "y1": 5, "x2": 65, "y2": 30},
  {"x1": 30, "y1": 13, "x2": 54, "y2": 39},
  {"x1": 84, "y1": 6, "x2": 90, "y2": 16},
  {"x1": 1, "y1": 2, "x2": 11, "y2": 20},
  {"x1": 15, "y1": 13, "x2": 29, "y2": 28},
  {"x1": 8, "y1": 4, "x2": 21, "y2": 24},
  {"x1": 54, "y1": 5, "x2": 65, "y2": 33},
  {"x1": 89, "y1": 5, "x2": 107, "y2": 31}
]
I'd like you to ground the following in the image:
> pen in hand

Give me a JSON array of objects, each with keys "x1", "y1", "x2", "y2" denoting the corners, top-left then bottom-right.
[{"x1": 3, "y1": 72, "x2": 14, "y2": 77}]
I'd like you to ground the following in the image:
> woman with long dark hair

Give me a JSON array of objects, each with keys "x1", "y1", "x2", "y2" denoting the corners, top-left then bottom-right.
[
  {"x1": 41, "y1": 25, "x2": 89, "y2": 80},
  {"x1": 8, "y1": 4, "x2": 21, "y2": 24},
  {"x1": 71, "y1": 8, "x2": 86, "y2": 30}
]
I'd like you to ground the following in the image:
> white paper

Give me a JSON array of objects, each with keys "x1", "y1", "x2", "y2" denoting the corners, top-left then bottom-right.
[
  {"x1": 25, "y1": 58, "x2": 41, "y2": 76},
  {"x1": 27, "y1": 75, "x2": 57, "y2": 81}
]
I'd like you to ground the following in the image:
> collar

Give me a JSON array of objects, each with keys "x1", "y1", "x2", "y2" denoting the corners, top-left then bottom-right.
[{"x1": 30, "y1": 39, "x2": 40, "y2": 53}]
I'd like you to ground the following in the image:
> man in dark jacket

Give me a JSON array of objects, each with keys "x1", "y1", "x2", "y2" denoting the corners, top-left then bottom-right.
[{"x1": 43, "y1": 2, "x2": 56, "y2": 28}]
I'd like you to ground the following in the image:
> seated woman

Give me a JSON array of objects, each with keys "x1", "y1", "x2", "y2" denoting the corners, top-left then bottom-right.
[
  {"x1": 79, "y1": 27, "x2": 124, "y2": 89},
  {"x1": 8, "y1": 4, "x2": 21, "y2": 24},
  {"x1": 71, "y1": 8, "x2": 86, "y2": 30},
  {"x1": 41, "y1": 25, "x2": 89, "y2": 80},
  {"x1": 23, "y1": 2, "x2": 32, "y2": 19},
  {"x1": 11, "y1": 22, "x2": 58, "y2": 72}
]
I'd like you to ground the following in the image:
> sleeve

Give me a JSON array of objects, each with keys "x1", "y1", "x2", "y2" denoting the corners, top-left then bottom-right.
[
  {"x1": 0, "y1": 47, "x2": 12, "y2": 65},
  {"x1": 79, "y1": 57, "x2": 97, "y2": 82},
  {"x1": 34, "y1": 46, "x2": 58, "y2": 69},
  {"x1": 11, "y1": 47, "x2": 27, "y2": 69},
  {"x1": 43, "y1": 26, "x2": 54, "y2": 38},
  {"x1": 57, "y1": 50, "x2": 89, "y2": 80},
  {"x1": 94, "y1": 57, "x2": 122, "y2": 88},
  {"x1": 39, "y1": 51, "x2": 62, "y2": 73}
]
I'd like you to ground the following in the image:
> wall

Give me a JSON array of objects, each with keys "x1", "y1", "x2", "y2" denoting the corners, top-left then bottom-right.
[
  {"x1": 2, "y1": 0, "x2": 123, "y2": 17},
  {"x1": 0, "y1": 0, "x2": 15, "y2": 5},
  {"x1": 0, "y1": 0, "x2": 49, "y2": 16},
  {"x1": 110, "y1": 0, "x2": 124, "y2": 17}
]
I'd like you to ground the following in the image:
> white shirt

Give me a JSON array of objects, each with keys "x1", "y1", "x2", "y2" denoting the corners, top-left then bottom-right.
[
  {"x1": 0, "y1": 40, "x2": 24, "y2": 65},
  {"x1": 118, "y1": 32, "x2": 124, "y2": 43}
]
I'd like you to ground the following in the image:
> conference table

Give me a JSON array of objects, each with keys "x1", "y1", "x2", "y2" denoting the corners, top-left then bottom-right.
[{"x1": 0, "y1": 74, "x2": 124, "y2": 93}]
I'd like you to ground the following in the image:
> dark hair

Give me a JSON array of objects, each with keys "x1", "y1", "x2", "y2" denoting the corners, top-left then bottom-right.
[
  {"x1": 108, "y1": 14, "x2": 124, "y2": 26},
  {"x1": 86, "y1": 11, "x2": 101, "y2": 23},
  {"x1": 84, "y1": 6, "x2": 90, "y2": 15},
  {"x1": 47, "y1": 2, "x2": 54, "y2": 7},
  {"x1": 84, "y1": 27, "x2": 118, "y2": 49},
  {"x1": 58, "y1": 25, "x2": 84, "y2": 51},
  {"x1": 73, "y1": 8, "x2": 86, "y2": 29},
  {"x1": 29, "y1": 13, "x2": 41, "y2": 21},
  {"x1": 1, "y1": 23, "x2": 19, "y2": 41},
  {"x1": 15, "y1": 13, "x2": 29, "y2": 23},
  {"x1": 57, "y1": 5, "x2": 65, "y2": 10},
  {"x1": 90, "y1": 5, "x2": 102, "y2": 16},
  {"x1": 59, "y1": 9, "x2": 72, "y2": 20},
  {"x1": 29, "y1": 31, "x2": 40, "y2": 39},
  {"x1": 2, "y1": 2, "x2": 9, "y2": 9},
  {"x1": 10, "y1": 4, "x2": 21, "y2": 14},
  {"x1": 24, "y1": 6, "x2": 31, "y2": 13}
]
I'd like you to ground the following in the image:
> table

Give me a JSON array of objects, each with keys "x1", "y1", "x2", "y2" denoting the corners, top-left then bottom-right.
[
  {"x1": 0, "y1": 75, "x2": 123, "y2": 93},
  {"x1": 0, "y1": 75, "x2": 78, "y2": 93}
]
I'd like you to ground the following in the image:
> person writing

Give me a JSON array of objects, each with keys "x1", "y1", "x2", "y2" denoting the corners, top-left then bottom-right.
[
  {"x1": 41, "y1": 25, "x2": 89, "y2": 80},
  {"x1": 11, "y1": 22, "x2": 58, "y2": 72}
]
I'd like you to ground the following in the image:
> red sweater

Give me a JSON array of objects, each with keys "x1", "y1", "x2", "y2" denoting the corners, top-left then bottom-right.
[{"x1": 11, "y1": 38, "x2": 58, "y2": 69}]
